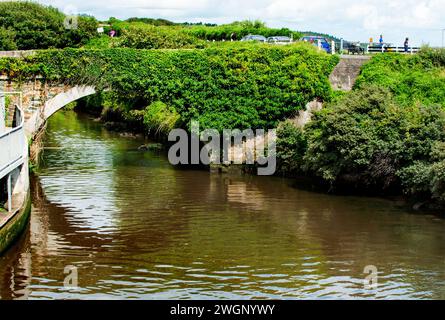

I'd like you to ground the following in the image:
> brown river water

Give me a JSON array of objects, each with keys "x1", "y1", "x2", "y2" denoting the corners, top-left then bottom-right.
[{"x1": 1, "y1": 110, "x2": 445, "y2": 299}]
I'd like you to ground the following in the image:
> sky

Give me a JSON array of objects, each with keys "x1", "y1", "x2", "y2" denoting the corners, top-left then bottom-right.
[{"x1": 34, "y1": 0, "x2": 445, "y2": 46}]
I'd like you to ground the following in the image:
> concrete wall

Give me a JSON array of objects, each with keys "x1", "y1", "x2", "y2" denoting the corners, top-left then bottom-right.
[
  {"x1": 329, "y1": 55, "x2": 370, "y2": 91},
  {"x1": 0, "y1": 92, "x2": 4, "y2": 133},
  {"x1": 0, "y1": 51, "x2": 36, "y2": 58}
]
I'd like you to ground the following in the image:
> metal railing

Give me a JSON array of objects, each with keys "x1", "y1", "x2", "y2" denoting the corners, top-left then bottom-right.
[
  {"x1": 367, "y1": 45, "x2": 420, "y2": 54},
  {"x1": 0, "y1": 97, "x2": 25, "y2": 181}
]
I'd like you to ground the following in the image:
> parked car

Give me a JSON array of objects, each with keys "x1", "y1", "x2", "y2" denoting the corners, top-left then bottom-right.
[
  {"x1": 267, "y1": 36, "x2": 292, "y2": 44},
  {"x1": 240, "y1": 34, "x2": 267, "y2": 42},
  {"x1": 300, "y1": 36, "x2": 331, "y2": 53},
  {"x1": 343, "y1": 41, "x2": 365, "y2": 54}
]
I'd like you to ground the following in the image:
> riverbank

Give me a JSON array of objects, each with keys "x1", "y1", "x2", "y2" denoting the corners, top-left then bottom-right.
[{"x1": 69, "y1": 104, "x2": 442, "y2": 215}]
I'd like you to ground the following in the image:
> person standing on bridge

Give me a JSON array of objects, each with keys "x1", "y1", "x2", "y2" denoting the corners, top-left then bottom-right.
[
  {"x1": 404, "y1": 38, "x2": 409, "y2": 53},
  {"x1": 379, "y1": 35, "x2": 384, "y2": 46}
]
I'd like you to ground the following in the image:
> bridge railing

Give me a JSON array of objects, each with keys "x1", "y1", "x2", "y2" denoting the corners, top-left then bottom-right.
[
  {"x1": 367, "y1": 45, "x2": 420, "y2": 54},
  {"x1": 0, "y1": 104, "x2": 25, "y2": 180}
]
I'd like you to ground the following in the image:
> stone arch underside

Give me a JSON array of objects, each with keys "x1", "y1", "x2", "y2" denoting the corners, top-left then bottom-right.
[{"x1": 25, "y1": 85, "x2": 96, "y2": 137}]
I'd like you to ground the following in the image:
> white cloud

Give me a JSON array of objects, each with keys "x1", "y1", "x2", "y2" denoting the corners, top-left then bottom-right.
[{"x1": 15, "y1": 0, "x2": 445, "y2": 46}]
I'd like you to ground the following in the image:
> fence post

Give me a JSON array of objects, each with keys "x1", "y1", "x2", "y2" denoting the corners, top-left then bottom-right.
[
  {"x1": 317, "y1": 39, "x2": 321, "y2": 51},
  {"x1": 366, "y1": 45, "x2": 369, "y2": 54},
  {"x1": 410, "y1": 47, "x2": 413, "y2": 55},
  {"x1": 340, "y1": 39, "x2": 344, "y2": 53},
  {"x1": 7, "y1": 173, "x2": 12, "y2": 212},
  {"x1": 331, "y1": 40, "x2": 335, "y2": 54},
  {"x1": 381, "y1": 45, "x2": 385, "y2": 53}
]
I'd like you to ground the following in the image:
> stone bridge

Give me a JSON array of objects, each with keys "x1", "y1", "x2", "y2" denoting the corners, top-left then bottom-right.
[
  {"x1": 0, "y1": 76, "x2": 95, "y2": 139},
  {"x1": 0, "y1": 52, "x2": 369, "y2": 139}
]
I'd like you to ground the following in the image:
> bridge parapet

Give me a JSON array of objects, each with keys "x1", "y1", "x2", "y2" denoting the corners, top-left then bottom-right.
[{"x1": 0, "y1": 51, "x2": 36, "y2": 58}]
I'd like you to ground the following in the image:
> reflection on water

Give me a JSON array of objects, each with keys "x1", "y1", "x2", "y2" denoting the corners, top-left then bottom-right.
[{"x1": 1, "y1": 111, "x2": 445, "y2": 299}]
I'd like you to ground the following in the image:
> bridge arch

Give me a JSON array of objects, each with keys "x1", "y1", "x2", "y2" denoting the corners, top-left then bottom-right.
[{"x1": 25, "y1": 85, "x2": 96, "y2": 137}]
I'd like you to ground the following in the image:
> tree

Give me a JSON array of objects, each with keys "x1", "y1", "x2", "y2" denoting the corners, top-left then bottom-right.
[{"x1": 0, "y1": 1, "x2": 98, "y2": 49}]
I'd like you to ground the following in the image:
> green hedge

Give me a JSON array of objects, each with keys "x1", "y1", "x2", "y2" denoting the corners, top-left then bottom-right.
[{"x1": 0, "y1": 43, "x2": 338, "y2": 131}]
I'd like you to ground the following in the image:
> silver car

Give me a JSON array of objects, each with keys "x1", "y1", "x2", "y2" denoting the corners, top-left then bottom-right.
[
  {"x1": 267, "y1": 36, "x2": 292, "y2": 44},
  {"x1": 240, "y1": 35, "x2": 267, "y2": 42}
]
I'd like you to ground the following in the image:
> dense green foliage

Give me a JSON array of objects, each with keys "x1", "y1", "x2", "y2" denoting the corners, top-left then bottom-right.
[
  {"x1": 0, "y1": 1, "x2": 98, "y2": 50},
  {"x1": 304, "y1": 86, "x2": 445, "y2": 191},
  {"x1": 355, "y1": 48, "x2": 445, "y2": 107},
  {"x1": 276, "y1": 121, "x2": 307, "y2": 175},
  {"x1": 0, "y1": 26, "x2": 17, "y2": 50},
  {"x1": 143, "y1": 101, "x2": 181, "y2": 135},
  {"x1": 277, "y1": 48, "x2": 445, "y2": 206},
  {"x1": 0, "y1": 43, "x2": 338, "y2": 131},
  {"x1": 117, "y1": 24, "x2": 206, "y2": 49},
  {"x1": 105, "y1": 19, "x2": 302, "y2": 49}
]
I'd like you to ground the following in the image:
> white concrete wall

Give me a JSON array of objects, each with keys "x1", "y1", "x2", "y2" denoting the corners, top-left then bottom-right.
[{"x1": 0, "y1": 93, "x2": 5, "y2": 133}]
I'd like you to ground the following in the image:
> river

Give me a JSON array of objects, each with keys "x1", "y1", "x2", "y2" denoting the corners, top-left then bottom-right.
[{"x1": 0, "y1": 110, "x2": 444, "y2": 299}]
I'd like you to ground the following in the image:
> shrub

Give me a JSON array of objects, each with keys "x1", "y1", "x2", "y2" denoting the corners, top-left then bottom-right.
[
  {"x1": 185, "y1": 20, "x2": 302, "y2": 41},
  {"x1": 276, "y1": 120, "x2": 307, "y2": 176},
  {"x1": 398, "y1": 142, "x2": 445, "y2": 202},
  {"x1": 303, "y1": 85, "x2": 445, "y2": 197},
  {"x1": 117, "y1": 24, "x2": 206, "y2": 49},
  {"x1": 143, "y1": 101, "x2": 180, "y2": 135}
]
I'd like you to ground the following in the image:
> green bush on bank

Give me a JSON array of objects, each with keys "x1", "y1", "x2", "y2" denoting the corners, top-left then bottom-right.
[
  {"x1": 303, "y1": 86, "x2": 445, "y2": 190},
  {"x1": 276, "y1": 83, "x2": 445, "y2": 205},
  {"x1": 0, "y1": 43, "x2": 338, "y2": 131},
  {"x1": 276, "y1": 120, "x2": 307, "y2": 176},
  {"x1": 143, "y1": 101, "x2": 181, "y2": 135}
]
